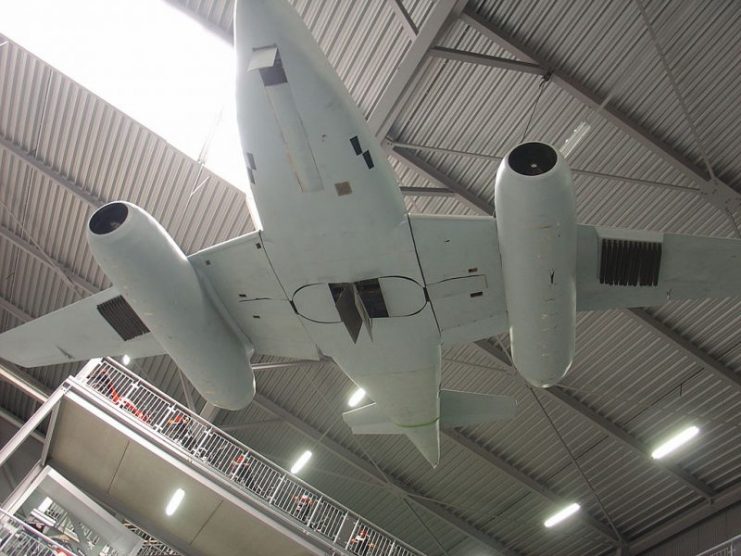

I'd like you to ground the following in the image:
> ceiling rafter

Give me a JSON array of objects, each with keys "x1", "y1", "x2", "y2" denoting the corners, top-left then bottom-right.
[
  {"x1": 0, "y1": 225, "x2": 98, "y2": 296},
  {"x1": 474, "y1": 340, "x2": 716, "y2": 502},
  {"x1": 444, "y1": 429, "x2": 620, "y2": 546},
  {"x1": 368, "y1": 0, "x2": 468, "y2": 140},
  {"x1": 428, "y1": 47, "x2": 542, "y2": 75},
  {"x1": 624, "y1": 308, "x2": 741, "y2": 394},
  {"x1": 0, "y1": 135, "x2": 103, "y2": 209},
  {"x1": 458, "y1": 6, "x2": 741, "y2": 212},
  {"x1": 628, "y1": 481, "x2": 741, "y2": 554},
  {"x1": 388, "y1": 144, "x2": 494, "y2": 214},
  {"x1": 387, "y1": 0, "x2": 419, "y2": 39}
]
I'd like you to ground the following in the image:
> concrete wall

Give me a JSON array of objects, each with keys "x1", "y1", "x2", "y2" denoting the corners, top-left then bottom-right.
[
  {"x1": 0, "y1": 414, "x2": 43, "y2": 503},
  {"x1": 641, "y1": 503, "x2": 741, "y2": 556}
]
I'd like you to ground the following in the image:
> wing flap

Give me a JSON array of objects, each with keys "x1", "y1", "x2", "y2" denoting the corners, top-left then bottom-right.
[
  {"x1": 409, "y1": 214, "x2": 509, "y2": 345},
  {"x1": 189, "y1": 231, "x2": 320, "y2": 360},
  {"x1": 577, "y1": 225, "x2": 741, "y2": 311},
  {"x1": 0, "y1": 288, "x2": 163, "y2": 367}
]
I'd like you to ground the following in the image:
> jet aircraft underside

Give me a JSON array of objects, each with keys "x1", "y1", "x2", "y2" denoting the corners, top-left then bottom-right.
[{"x1": 1, "y1": 0, "x2": 740, "y2": 466}]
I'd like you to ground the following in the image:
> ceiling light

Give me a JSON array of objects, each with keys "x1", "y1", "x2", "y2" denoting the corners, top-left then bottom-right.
[
  {"x1": 122, "y1": 354, "x2": 131, "y2": 365},
  {"x1": 651, "y1": 426, "x2": 699, "y2": 460},
  {"x1": 291, "y1": 450, "x2": 312, "y2": 474},
  {"x1": 348, "y1": 388, "x2": 366, "y2": 407},
  {"x1": 165, "y1": 488, "x2": 185, "y2": 516},
  {"x1": 37, "y1": 497, "x2": 53, "y2": 513},
  {"x1": 544, "y1": 502, "x2": 580, "y2": 528}
]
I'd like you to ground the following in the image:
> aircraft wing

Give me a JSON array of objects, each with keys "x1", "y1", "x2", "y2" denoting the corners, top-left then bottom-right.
[
  {"x1": 576, "y1": 224, "x2": 741, "y2": 311},
  {"x1": 189, "y1": 230, "x2": 320, "y2": 360},
  {"x1": 409, "y1": 214, "x2": 509, "y2": 344},
  {"x1": 0, "y1": 288, "x2": 164, "y2": 367}
]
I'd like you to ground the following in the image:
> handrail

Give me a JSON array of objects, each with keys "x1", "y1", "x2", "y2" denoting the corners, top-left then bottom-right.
[
  {"x1": 0, "y1": 506, "x2": 77, "y2": 555},
  {"x1": 75, "y1": 357, "x2": 422, "y2": 556},
  {"x1": 695, "y1": 534, "x2": 741, "y2": 556}
]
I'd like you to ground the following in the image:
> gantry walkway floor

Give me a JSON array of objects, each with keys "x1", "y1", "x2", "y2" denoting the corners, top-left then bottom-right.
[{"x1": 0, "y1": 358, "x2": 422, "y2": 556}]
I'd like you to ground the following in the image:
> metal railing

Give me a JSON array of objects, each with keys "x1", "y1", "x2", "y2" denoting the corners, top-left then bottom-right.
[
  {"x1": 34, "y1": 501, "x2": 123, "y2": 556},
  {"x1": 125, "y1": 523, "x2": 180, "y2": 556},
  {"x1": 0, "y1": 508, "x2": 77, "y2": 555},
  {"x1": 696, "y1": 535, "x2": 741, "y2": 556},
  {"x1": 76, "y1": 358, "x2": 422, "y2": 556}
]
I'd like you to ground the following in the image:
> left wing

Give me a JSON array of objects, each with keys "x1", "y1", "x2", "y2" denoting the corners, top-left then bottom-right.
[
  {"x1": 0, "y1": 288, "x2": 164, "y2": 367},
  {"x1": 576, "y1": 224, "x2": 741, "y2": 311},
  {"x1": 189, "y1": 231, "x2": 320, "y2": 360}
]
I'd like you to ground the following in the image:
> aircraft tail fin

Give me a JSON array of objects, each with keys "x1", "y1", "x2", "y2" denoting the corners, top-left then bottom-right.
[{"x1": 342, "y1": 390, "x2": 516, "y2": 466}]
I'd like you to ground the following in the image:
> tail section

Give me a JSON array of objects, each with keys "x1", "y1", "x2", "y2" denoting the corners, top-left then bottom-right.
[{"x1": 343, "y1": 390, "x2": 516, "y2": 466}]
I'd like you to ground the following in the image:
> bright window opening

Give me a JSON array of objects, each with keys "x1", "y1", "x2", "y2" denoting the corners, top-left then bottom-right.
[{"x1": 0, "y1": 0, "x2": 248, "y2": 191}]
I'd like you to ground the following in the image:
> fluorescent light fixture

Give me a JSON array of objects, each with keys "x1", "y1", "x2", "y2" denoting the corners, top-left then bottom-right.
[
  {"x1": 544, "y1": 502, "x2": 580, "y2": 528},
  {"x1": 348, "y1": 388, "x2": 366, "y2": 407},
  {"x1": 37, "y1": 497, "x2": 53, "y2": 513},
  {"x1": 165, "y1": 488, "x2": 185, "y2": 516},
  {"x1": 122, "y1": 354, "x2": 131, "y2": 365},
  {"x1": 291, "y1": 450, "x2": 312, "y2": 474},
  {"x1": 651, "y1": 426, "x2": 700, "y2": 460}
]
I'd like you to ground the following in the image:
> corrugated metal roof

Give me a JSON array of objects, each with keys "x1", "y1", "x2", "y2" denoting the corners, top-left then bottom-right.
[{"x1": 0, "y1": 1, "x2": 740, "y2": 554}]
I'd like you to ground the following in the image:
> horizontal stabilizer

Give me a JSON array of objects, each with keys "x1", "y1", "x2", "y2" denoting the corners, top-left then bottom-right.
[{"x1": 440, "y1": 389, "x2": 517, "y2": 426}]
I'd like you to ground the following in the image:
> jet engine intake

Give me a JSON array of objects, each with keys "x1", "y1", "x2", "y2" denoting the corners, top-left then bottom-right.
[
  {"x1": 494, "y1": 143, "x2": 577, "y2": 387},
  {"x1": 88, "y1": 202, "x2": 256, "y2": 409}
]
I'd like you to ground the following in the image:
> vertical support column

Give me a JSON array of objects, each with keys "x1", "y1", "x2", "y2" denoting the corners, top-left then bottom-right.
[{"x1": 0, "y1": 385, "x2": 67, "y2": 470}]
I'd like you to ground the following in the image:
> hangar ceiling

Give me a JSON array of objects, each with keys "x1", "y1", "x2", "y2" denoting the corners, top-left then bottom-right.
[{"x1": 0, "y1": 1, "x2": 740, "y2": 554}]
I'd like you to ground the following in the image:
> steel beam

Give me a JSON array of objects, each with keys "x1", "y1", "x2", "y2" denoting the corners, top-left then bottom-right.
[
  {"x1": 0, "y1": 295, "x2": 32, "y2": 323},
  {"x1": 388, "y1": 0, "x2": 418, "y2": 38},
  {"x1": 399, "y1": 185, "x2": 456, "y2": 197},
  {"x1": 473, "y1": 341, "x2": 716, "y2": 501},
  {"x1": 428, "y1": 47, "x2": 542, "y2": 74},
  {"x1": 0, "y1": 226, "x2": 97, "y2": 295},
  {"x1": 368, "y1": 0, "x2": 467, "y2": 140},
  {"x1": 444, "y1": 429, "x2": 620, "y2": 545},
  {"x1": 0, "y1": 408, "x2": 43, "y2": 444},
  {"x1": 0, "y1": 363, "x2": 48, "y2": 404},
  {"x1": 624, "y1": 309, "x2": 741, "y2": 394},
  {"x1": 0, "y1": 135, "x2": 103, "y2": 209},
  {"x1": 0, "y1": 385, "x2": 66, "y2": 469},
  {"x1": 459, "y1": 7, "x2": 741, "y2": 212},
  {"x1": 628, "y1": 482, "x2": 741, "y2": 554},
  {"x1": 390, "y1": 146, "x2": 495, "y2": 214},
  {"x1": 390, "y1": 141, "x2": 700, "y2": 194},
  {"x1": 254, "y1": 392, "x2": 516, "y2": 556}
]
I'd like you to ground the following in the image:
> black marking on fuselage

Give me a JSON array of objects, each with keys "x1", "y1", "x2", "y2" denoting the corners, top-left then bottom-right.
[
  {"x1": 350, "y1": 136, "x2": 362, "y2": 155},
  {"x1": 349, "y1": 136, "x2": 375, "y2": 170}
]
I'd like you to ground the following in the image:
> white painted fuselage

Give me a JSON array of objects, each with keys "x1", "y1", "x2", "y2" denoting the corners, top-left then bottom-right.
[{"x1": 235, "y1": 0, "x2": 442, "y2": 463}]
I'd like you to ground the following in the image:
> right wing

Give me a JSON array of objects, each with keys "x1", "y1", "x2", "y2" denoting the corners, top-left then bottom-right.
[
  {"x1": 0, "y1": 288, "x2": 164, "y2": 367},
  {"x1": 576, "y1": 224, "x2": 741, "y2": 311},
  {"x1": 409, "y1": 214, "x2": 508, "y2": 345}
]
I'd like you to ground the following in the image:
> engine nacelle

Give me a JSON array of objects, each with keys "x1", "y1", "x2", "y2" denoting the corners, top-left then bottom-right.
[
  {"x1": 88, "y1": 202, "x2": 255, "y2": 410},
  {"x1": 494, "y1": 143, "x2": 577, "y2": 387}
]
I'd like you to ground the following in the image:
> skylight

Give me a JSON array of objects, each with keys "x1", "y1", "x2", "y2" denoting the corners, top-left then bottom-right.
[{"x1": 0, "y1": 0, "x2": 248, "y2": 191}]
